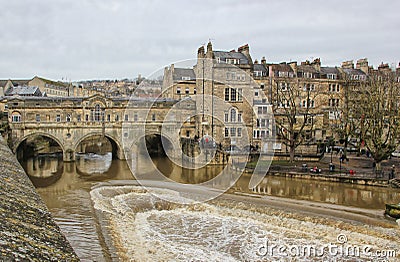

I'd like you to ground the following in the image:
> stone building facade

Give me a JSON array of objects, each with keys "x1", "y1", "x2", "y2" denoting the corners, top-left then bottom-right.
[
  {"x1": 6, "y1": 94, "x2": 196, "y2": 161},
  {"x1": 2, "y1": 42, "x2": 400, "y2": 160}
]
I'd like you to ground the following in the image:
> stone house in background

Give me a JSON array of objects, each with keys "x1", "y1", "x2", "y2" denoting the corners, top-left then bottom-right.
[{"x1": 162, "y1": 64, "x2": 197, "y2": 100}]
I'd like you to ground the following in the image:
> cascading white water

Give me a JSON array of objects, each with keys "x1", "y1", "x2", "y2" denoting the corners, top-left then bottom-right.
[{"x1": 91, "y1": 185, "x2": 399, "y2": 261}]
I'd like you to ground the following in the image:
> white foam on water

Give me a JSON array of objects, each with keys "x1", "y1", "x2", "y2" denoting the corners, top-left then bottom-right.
[{"x1": 91, "y1": 185, "x2": 400, "y2": 261}]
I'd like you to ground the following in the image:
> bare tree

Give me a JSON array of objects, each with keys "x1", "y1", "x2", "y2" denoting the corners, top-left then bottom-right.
[
  {"x1": 329, "y1": 76, "x2": 362, "y2": 158},
  {"x1": 273, "y1": 80, "x2": 318, "y2": 162},
  {"x1": 358, "y1": 72, "x2": 400, "y2": 173}
]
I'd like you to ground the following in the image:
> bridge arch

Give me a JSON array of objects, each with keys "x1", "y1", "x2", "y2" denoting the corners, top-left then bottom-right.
[
  {"x1": 14, "y1": 132, "x2": 65, "y2": 160},
  {"x1": 74, "y1": 132, "x2": 124, "y2": 160},
  {"x1": 127, "y1": 132, "x2": 181, "y2": 176}
]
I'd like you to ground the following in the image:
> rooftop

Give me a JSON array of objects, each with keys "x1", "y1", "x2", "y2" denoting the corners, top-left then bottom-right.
[
  {"x1": 213, "y1": 50, "x2": 250, "y2": 65},
  {"x1": 5, "y1": 86, "x2": 42, "y2": 96},
  {"x1": 173, "y1": 68, "x2": 196, "y2": 81}
]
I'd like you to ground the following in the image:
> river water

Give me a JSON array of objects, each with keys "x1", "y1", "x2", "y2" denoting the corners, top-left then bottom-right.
[{"x1": 22, "y1": 153, "x2": 400, "y2": 261}]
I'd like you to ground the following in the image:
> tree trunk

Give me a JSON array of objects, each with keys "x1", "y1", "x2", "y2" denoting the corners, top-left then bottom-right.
[
  {"x1": 289, "y1": 146, "x2": 295, "y2": 163},
  {"x1": 375, "y1": 161, "x2": 382, "y2": 175}
]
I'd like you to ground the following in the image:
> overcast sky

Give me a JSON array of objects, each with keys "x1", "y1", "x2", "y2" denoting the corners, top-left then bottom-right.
[{"x1": 1, "y1": 0, "x2": 399, "y2": 81}]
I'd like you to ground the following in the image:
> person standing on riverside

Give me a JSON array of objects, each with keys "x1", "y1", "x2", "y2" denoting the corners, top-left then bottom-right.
[{"x1": 390, "y1": 165, "x2": 396, "y2": 180}]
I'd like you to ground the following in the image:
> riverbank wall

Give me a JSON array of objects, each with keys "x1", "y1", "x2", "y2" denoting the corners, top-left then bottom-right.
[
  {"x1": 0, "y1": 137, "x2": 78, "y2": 260},
  {"x1": 245, "y1": 168, "x2": 390, "y2": 187},
  {"x1": 269, "y1": 171, "x2": 389, "y2": 186}
]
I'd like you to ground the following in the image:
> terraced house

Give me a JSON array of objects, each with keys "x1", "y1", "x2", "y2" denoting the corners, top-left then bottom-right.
[
  {"x1": 162, "y1": 42, "x2": 400, "y2": 158},
  {"x1": 254, "y1": 56, "x2": 400, "y2": 160}
]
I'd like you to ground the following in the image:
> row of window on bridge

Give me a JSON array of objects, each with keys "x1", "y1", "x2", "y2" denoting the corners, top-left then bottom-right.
[{"x1": 11, "y1": 112, "x2": 158, "y2": 123}]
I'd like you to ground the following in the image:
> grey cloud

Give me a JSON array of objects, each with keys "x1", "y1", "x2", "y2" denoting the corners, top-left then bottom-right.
[{"x1": 0, "y1": 0, "x2": 399, "y2": 80}]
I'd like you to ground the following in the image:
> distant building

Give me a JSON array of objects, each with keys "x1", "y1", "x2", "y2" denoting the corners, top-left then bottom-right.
[
  {"x1": 162, "y1": 64, "x2": 197, "y2": 99},
  {"x1": 4, "y1": 85, "x2": 43, "y2": 97},
  {"x1": 135, "y1": 80, "x2": 162, "y2": 98},
  {"x1": 0, "y1": 76, "x2": 70, "y2": 98}
]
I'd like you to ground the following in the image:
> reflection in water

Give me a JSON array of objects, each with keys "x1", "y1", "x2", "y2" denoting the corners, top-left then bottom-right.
[
  {"x1": 76, "y1": 152, "x2": 113, "y2": 175},
  {"x1": 21, "y1": 154, "x2": 64, "y2": 188},
  {"x1": 234, "y1": 175, "x2": 400, "y2": 210},
  {"x1": 147, "y1": 156, "x2": 225, "y2": 184},
  {"x1": 22, "y1": 154, "x2": 133, "y2": 261},
  {"x1": 23, "y1": 154, "x2": 63, "y2": 177},
  {"x1": 21, "y1": 155, "x2": 400, "y2": 260}
]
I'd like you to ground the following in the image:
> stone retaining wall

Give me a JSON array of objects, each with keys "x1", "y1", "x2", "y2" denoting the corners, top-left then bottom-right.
[
  {"x1": 0, "y1": 136, "x2": 78, "y2": 261},
  {"x1": 264, "y1": 171, "x2": 389, "y2": 187}
]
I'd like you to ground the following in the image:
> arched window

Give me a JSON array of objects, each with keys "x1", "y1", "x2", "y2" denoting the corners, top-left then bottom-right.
[
  {"x1": 11, "y1": 112, "x2": 21, "y2": 122},
  {"x1": 94, "y1": 104, "x2": 102, "y2": 122},
  {"x1": 230, "y1": 108, "x2": 236, "y2": 122}
]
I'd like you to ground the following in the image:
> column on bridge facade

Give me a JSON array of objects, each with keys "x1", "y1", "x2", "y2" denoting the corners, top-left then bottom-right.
[{"x1": 63, "y1": 148, "x2": 76, "y2": 162}]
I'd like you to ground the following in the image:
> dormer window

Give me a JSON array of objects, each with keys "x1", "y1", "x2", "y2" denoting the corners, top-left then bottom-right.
[
  {"x1": 327, "y1": 74, "x2": 337, "y2": 80},
  {"x1": 226, "y1": 58, "x2": 239, "y2": 64},
  {"x1": 254, "y1": 71, "x2": 262, "y2": 77},
  {"x1": 278, "y1": 71, "x2": 289, "y2": 77},
  {"x1": 181, "y1": 76, "x2": 191, "y2": 80},
  {"x1": 303, "y1": 72, "x2": 313, "y2": 78}
]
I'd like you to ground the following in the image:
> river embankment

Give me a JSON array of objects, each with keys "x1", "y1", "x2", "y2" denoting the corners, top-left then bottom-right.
[{"x1": 0, "y1": 137, "x2": 78, "y2": 261}]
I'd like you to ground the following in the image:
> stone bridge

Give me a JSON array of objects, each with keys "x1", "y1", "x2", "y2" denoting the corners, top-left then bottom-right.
[{"x1": 7, "y1": 95, "x2": 197, "y2": 161}]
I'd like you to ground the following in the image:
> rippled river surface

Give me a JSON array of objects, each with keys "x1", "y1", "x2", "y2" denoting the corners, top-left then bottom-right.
[{"x1": 22, "y1": 153, "x2": 400, "y2": 261}]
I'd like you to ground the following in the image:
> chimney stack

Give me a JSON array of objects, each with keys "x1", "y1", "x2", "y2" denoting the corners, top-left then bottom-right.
[
  {"x1": 342, "y1": 60, "x2": 354, "y2": 69},
  {"x1": 197, "y1": 46, "x2": 205, "y2": 58},
  {"x1": 238, "y1": 44, "x2": 252, "y2": 64},
  {"x1": 261, "y1": 56, "x2": 266, "y2": 65},
  {"x1": 356, "y1": 58, "x2": 369, "y2": 74},
  {"x1": 206, "y1": 41, "x2": 213, "y2": 59}
]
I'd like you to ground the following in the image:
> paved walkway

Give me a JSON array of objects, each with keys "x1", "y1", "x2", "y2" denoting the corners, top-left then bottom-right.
[{"x1": 315, "y1": 153, "x2": 400, "y2": 180}]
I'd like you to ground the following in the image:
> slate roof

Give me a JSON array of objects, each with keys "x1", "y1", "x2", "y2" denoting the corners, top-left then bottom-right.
[
  {"x1": 254, "y1": 64, "x2": 268, "y2": 73},
  {"x1": 270, "y1": 63, "x2": 294, "y2": 73},
  {"x1": 213, "y1": 51, "x2": 250, "y2": 64},
  {"x1": 297, "y1": 64, "x2": 319, "y2": 73},
  {"x1": 173, "y1": 68, "x2": 196, "y2": 81},
  {"x1": 0, "y1": 80, "x2": 8, "y2": 87},
  {"x1": 342, "y1": 68, "x2": 366, "y2": 76},
  {"x1": 320, "y1": 67, "x2": 340, "y2": 75},
  {"x1": 5, "y1": 86, "x2": 42, "y2": 96}
]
